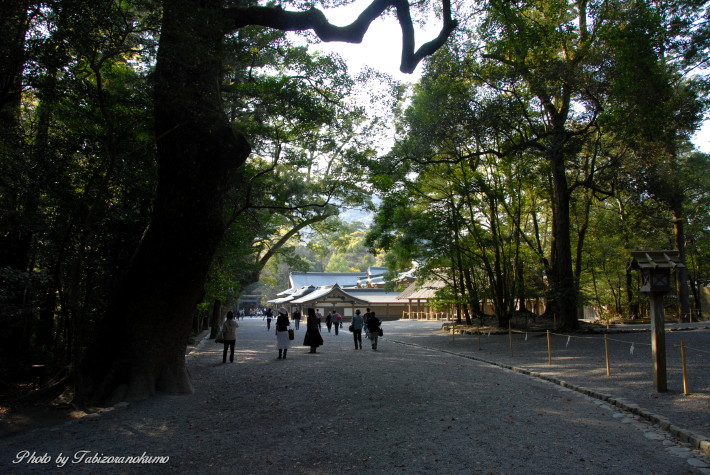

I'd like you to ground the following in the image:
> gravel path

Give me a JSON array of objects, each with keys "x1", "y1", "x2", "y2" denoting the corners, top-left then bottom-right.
[
  {"x1": 1, "y1": 318, "x2": 708, "y2": 474},
  {"x1": 396, "y1": 320, "x2": 710, "y2": 443}
]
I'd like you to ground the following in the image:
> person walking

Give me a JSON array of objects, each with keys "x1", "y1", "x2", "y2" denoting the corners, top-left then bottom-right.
[
  {"x1": 275, "y1": 307, "x2": 291, "y2": 359},
  {"x1": 265, "y1": 308, "x2": 273, "y2": 330},
  {"x1": 351, "y1": 309, "x2": 364, "y2": 350},
  {"x1": 363, "y1": 308, "x2": 371, "y2": 339},
  {"x1": 316, "y1": 309, "x2": 323, "y2": 329},
  {"x1": 293, "y1": 309, "x2": 301, "y2": 330},
  {"x1": 303, "y1": 307, "x2": 324, "y2": 353},
  {"x1": 366, "y1": 311, "x2": 381, "y2": 350},
  {"x1": 326, "y1": 312, "x2": 333, "y2": 333},
  {"x1": 221, "y1": 311, "x2": 239, "y2": 363},
  {"x1": 333, "y1": 312, "x2": 340, "y2": 335}
]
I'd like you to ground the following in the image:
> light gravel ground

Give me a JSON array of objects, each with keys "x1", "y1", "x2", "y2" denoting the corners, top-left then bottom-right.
[
  {"x1": 414, "y1": 320, "x2": 710, "y2": 443},
  {"x1": 0, "y1": 318, "x2": 708, "y2": 474}
]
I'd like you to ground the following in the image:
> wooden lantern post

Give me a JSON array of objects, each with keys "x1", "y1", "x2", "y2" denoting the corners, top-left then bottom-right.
[{"x1": 628, "y1": 251, "x2": 684, "y2": 393}]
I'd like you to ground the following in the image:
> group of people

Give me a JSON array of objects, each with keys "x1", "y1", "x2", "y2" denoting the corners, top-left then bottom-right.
[
  {"x1": 218, "y1": 307, "x2": 382, "y2": 363},
  {"x1": 350, "y1": 308, "x2": 381, "y2": 350},
  {"x1": 265, "y1": 308, "x2": 302, "y2": 331},
  {"x1": 325, "y1": 312, "x2": 342, "y2": 335}
]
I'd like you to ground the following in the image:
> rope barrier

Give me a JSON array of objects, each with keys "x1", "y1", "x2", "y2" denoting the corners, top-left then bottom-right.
[
  {"x1": 547, "y1": 331, "x2": 658, "y2": 355},
  {"x1": 456, "y1": 325, "x2": 708, "y2": 396},
  {"x1": 546, "y1": 331, "x2": 710, "y2": 359},
  {"x1": 605, "y1": 336, "x2": 651, "y2": 347},
  {"x1": 489, "y1": 328, "x2": 707, "y2": 353},
  {"x1": 672, "y1": 343, "x2": 710, "y2": 355}
]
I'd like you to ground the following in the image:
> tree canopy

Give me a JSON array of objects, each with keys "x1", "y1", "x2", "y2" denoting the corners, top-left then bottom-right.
[
  {"x1": 364, "y1": 0, "x2": 710, "y2": 328},
  {"x1": 0, "y1": 0, "x2": 457, "y2": 404},
  {"x1": 2, "y1": 0, "x2": 709, "y2": 406}
]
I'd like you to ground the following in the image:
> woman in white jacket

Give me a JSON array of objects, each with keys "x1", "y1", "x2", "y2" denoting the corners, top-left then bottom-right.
[{"x1": 221, "y1": 311, "x2": 239, "y2": 363}]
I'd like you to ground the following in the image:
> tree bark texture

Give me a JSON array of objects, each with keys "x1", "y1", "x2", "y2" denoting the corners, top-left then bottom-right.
[
  {"x1": 79, "y1": 0, "x2": 457, "y2": 404},
  {"x1": 81, "y1": 0, "x2": 250, "y2": 404},
  {"x1": 550, "y1": 147, "x2": 579, "y2": 330},
  {"x1": 0, "y1": 0, "x2": 29, "y2": 133},
  {"x1": 0, "y1": 0, "x2": 31, "y2": 270},
  {"x1": 210, "y1": 299, "x2": 222, "y2": 339},
  {"x1": 672, "y1": 211, "x2": 690, "y2": 322}
]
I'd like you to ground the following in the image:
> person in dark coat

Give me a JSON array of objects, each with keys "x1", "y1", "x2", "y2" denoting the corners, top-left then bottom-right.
[
  {"x1": 265, "y1": 308, "x2": 273, "y2": 330},
  {"x1": 303, "y1": 307, "x2": 324, "y2": 353},
  {"x1": 326, "y1": 312, "x2": 333, "y2": 333},
  {"x1": 275, "y1": 307, "x2": 291, "y2": 359},
  {"x1": 366, "y1": 311, "x2": 381, "y2": 350}
]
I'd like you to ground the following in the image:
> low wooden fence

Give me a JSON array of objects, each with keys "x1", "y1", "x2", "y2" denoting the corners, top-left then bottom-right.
[{"x1": 401, "y1": 311, "x2": 453, "y2": 320}]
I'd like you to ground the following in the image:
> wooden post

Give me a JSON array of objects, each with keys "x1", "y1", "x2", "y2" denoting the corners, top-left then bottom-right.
[
  {"x1": 546, "y1": 330, "x2": 552, "y2": 364},
  {"x1": 649, "y1": 293, "x2": 667, "y2": 392},
  {"x1": 604, "y1": 334, "x2": 611, "y2": 376},
  {"x1": 30, "y1": 364, "x2": 45, "y2": 389},
  {"x1": 681, "y1": 341, "x2": 689, "y2": 395},
  {"x1": 628, "y1": 250, "x2": 681, "y2": 394},
  {"x1": 508, "y1": 321, "x2": 513, "y2": 356}
]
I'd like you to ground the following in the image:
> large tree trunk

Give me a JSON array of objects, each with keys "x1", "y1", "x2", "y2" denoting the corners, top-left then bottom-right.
[
  {"x1": 574, "y1": 189, "x2": 592, "y2": 318},
  {"x1": 618, "y1": 198, "x2": 639, "y2": 319},
  {"x1": 209, "y1": 299, "x2": 222, "y2": 339},
  {"x1": 0, "y1": 0, "x2": 31, "y2": 270},
  {"x1": 549, "y1": 150, "x2": 579, "y2": 331},
  {"x1": 0, "y1": 0, "x2": 28, "y2": 131},
  {"x1": 0, "y1": 2, "x2": 35, "y2": 371},
  {"x1": 462, "y1": 267, "x2": 480, "y2": 324},
  {"x1": 81, "y1": 0, "x2": 250, "y2": 404},
  {"x1": 672, "y1": 209, "x2": 690, "y2": 322}
]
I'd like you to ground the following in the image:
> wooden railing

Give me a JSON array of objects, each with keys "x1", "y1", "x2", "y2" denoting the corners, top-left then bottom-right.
[{"x1": 401, "y1": 311, "x2": 453, "y2": 321}]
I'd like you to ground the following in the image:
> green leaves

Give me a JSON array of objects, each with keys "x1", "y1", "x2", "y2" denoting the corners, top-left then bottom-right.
[
  {"x1": 202, "y1": 24, "x2": 386, "y2": 305},
  {"x1": 361, "y1": 0, "x2": 709, "y2": 326}
]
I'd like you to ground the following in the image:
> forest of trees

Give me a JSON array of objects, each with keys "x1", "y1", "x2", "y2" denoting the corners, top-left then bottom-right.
[
  {"x1": 1, "y1": 0, "x2": 708, "y2": 405},
  {"x1": 365, "y1": 1, "x2": 710, "y2": 329},
  {"x1": 0, "y1": 0, "x2": 454, "y2": 403}
]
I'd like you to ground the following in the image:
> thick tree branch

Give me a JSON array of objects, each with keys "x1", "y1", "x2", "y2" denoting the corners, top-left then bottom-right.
[
  {"x1": 222, "y1": 0, "x2": 458, "y2": 74},
  {"x1": 257, "y1": 212, "x2": 335, "y2": 268}
]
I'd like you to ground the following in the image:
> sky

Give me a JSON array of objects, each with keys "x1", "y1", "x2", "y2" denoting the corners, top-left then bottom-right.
[
  {"x1": 309, "y1": 0, "x2": 441, "y2": 82},
  {"x1": 693, "y1": 123, "x2": 710, "y2": 153}
]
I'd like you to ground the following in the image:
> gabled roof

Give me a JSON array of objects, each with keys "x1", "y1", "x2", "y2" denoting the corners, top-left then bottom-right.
[
  {"x1": 287, "y1": 272, "x2": 366, "y2": 291},
  {"x1": 269, "y1": 285, "x2": 317, "y2": 303},
  {"x1": 282, "y1": 267, "x2": 391, "y2": 294},
  {"x1": 290, "y1": 284, "x2": 369, "y2": 305},
  {"x1": 274, "y1": 267, "x2": 413, "y2": 301},
  {"x1": 339, "y1": 288, "x2": 403, "y2": 304},
  {"x1": 628, "y1": 251, "x2": 685, "y2": 270},
  {"x1": 351, "y1": 274, "x2": 387, "y2": 288},
  {"x1": 397, "y1": 280, "x2": 446, "y2": 300}
]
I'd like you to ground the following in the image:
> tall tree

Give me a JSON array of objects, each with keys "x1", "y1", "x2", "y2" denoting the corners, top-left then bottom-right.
[
  {"x1": 1, "y1": 0, "x2": 159, "y2": 382},
  {"x1": 599, "y1": 0, "x2": 707, "y2": 321},
  {"x1": 80, "y1": 0, "x2": 457, "y2": 403},
  {"x1": 474, "y1": 0, "x2": 611, "y2": 330},
  {"x1": 0, "y1": 0, "x2": 33, "y2": 361},
  {"x1": 366, "y1": 0, "x2": 706, "y2": 331}
]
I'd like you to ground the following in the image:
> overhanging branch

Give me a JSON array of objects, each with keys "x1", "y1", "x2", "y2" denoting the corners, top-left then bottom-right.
[{"x1": 222, "y1": 0, "x2": 458, "y2": 74}]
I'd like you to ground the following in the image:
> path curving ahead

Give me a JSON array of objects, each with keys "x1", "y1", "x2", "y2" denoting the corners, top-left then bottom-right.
[{"x1": 1, "y1": 318, "x2": 709, "y2": 474}]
